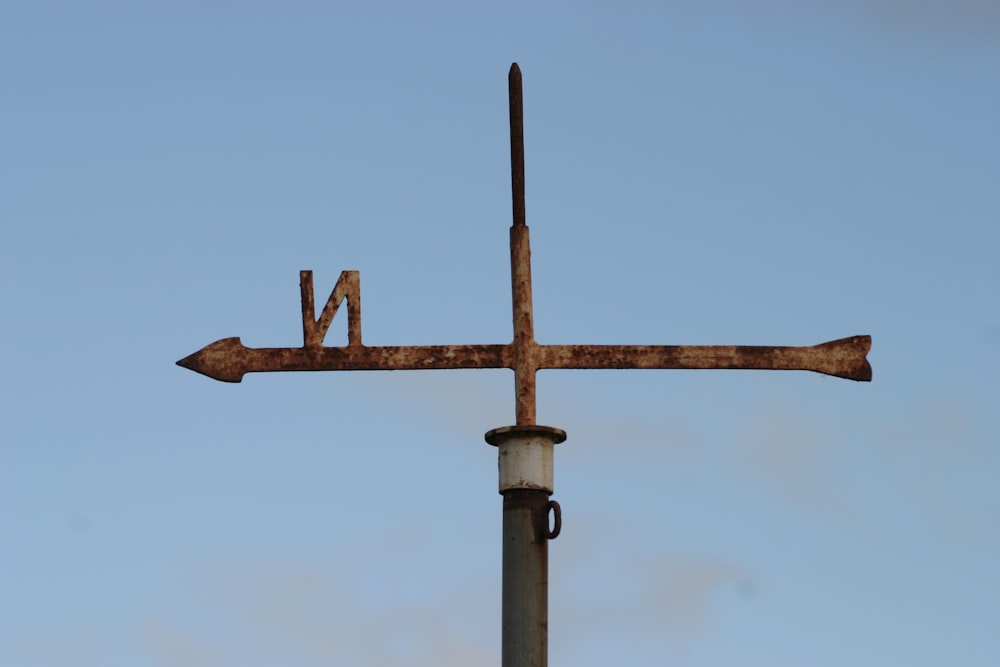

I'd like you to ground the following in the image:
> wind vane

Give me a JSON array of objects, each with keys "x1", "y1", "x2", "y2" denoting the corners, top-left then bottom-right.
[{"x1": 178, "y1": 63, "x2": 871, "y2": 667}]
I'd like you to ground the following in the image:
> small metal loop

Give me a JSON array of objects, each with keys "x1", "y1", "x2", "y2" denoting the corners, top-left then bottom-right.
[{"x1": 546, "y1": 500, "x2": 561, "y2": 540}]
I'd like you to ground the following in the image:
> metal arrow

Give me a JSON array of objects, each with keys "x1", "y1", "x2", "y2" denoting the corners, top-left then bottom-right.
[{"x1": 177, "y1": 333, "x2": 871, "y2": 384}]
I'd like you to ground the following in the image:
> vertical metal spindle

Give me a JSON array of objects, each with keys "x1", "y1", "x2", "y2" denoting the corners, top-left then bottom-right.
[{"x1": 508, "y1": 62, "x2": 538, "y2": 427}]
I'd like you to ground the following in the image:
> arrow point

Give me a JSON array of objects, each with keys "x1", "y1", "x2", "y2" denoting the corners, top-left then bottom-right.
[
  {"x1": 176, "y1": 351, "x2": 199, "y2": 372},
  {"x1": 176, "y1": 337, "x2": 247, "y2": 383}
]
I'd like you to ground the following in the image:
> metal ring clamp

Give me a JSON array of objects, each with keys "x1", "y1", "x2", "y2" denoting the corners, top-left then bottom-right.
[{"x1": 546, "y1": 500, "x2": 561, "y2": 540}]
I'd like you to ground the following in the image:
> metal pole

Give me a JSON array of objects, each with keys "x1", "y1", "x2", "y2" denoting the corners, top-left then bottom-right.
[
  {"x1": 493, "y1": 64, "x2": 565, "y2": 667},
  {"x1": 487, "y1": 424, "x2": 567, "y2": 667}
]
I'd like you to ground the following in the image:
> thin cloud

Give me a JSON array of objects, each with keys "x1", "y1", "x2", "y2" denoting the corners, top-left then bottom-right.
[
  {"x1": 156, "y1": 557, "x2": 498, "y2": 667},
  {"x1": 643, "y1": 558, "x2": 753, "y2": 649},
  {"x1": 876, "y1": 397, "x2": 998, "y2": 542},
  {"x1": 143, "y1": 619, "x2": 219, "y2": 667},
  {"x1": 734, "y1": 405, "x2": 865, "y2": 529}
]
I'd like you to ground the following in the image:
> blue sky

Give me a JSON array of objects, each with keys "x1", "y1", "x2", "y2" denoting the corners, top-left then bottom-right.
[{"x1": 2, "y1": 2, "x2": 998, "y2": 666}]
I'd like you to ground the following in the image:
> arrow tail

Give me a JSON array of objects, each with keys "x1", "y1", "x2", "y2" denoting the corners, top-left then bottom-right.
[{"x1": 537, "y1": 335, "x2": 872, "y2": 381}]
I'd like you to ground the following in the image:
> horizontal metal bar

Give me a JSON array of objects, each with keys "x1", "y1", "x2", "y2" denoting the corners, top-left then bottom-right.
[
  {"x1": 538, "y1": 335, "x2": 872, "y2": 381},
  {"x1": 177, "y1": 335, "x2": 870, "y2": 383},
  {"x1": 177, "y1": 338, "x2": 512, "y2": 383}
]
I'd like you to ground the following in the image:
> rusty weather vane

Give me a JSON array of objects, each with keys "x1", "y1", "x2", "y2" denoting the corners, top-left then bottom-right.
[{"x1": 177, "y1": 63, "x2": 871, "y2": 667}]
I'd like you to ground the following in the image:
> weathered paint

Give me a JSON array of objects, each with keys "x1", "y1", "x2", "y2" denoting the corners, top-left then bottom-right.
[
  {"x1": 486, "y1": 425, "x2": 567, "y2": 493},
  {"x1": 501, "y1": 488, "x2": 552, "y2": 667}
]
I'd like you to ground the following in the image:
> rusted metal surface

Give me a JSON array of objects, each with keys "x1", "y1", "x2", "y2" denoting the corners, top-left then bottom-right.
[
  {"x1": 178, "y1": 61, "x2": 871, "y2": 401},
  {"x1": 300, "y1": 269, "x2": 361, "y2": 348},
  {"x1": 537, "y1": 336, "x2": 872, "y2": 378},
  {"x1": 177, "y1": 334, "x2": 871, "y2": 384},
  {"x1": 509, "y1": 64, "x2": 536, "y2": 425},
  {"x1": 509, "y1": 63, "x2": 526, "y2": 230}
]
